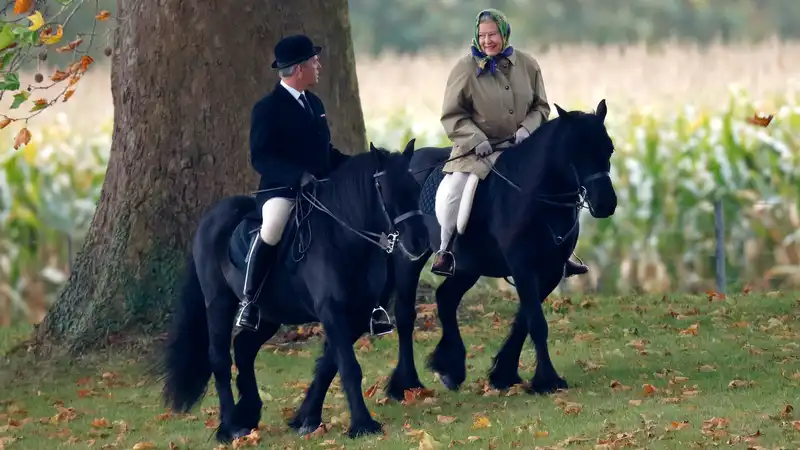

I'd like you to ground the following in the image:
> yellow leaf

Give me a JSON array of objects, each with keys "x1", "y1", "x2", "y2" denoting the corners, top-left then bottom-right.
[
  {"x1": 472, "y1": 415, "x2": 491, "y2": 429},
  {"x1": 0, "y1": 118, "x2": 11, "y2": 129},
  {"x1": 417, "y1": 431, "x2": 440, "y2": 450},
  {"x1": 132, "y1": 443, "x2": 155, "y2": 450},
  {"x1": 27, "y1": 10, "x2": 44, "y2": 31},
  {"x1": 41, "y1": 24, "x2": 63, "y2": 45},
  {"x1": 96, "y1": 10, "x2": 111, "y2": 20}
]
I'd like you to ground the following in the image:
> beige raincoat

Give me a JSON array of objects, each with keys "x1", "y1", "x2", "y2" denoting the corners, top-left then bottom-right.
[{"x1": 440, "y1": 50, "x2": 551, "y2": 179}]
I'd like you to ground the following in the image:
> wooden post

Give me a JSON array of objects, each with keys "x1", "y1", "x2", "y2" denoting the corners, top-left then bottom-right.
[{"x1": 714, "y1": 199, "x2": 726, "y2": 294}]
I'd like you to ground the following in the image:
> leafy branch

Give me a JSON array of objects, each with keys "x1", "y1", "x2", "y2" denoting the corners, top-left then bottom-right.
[{"x1": 1, "y1": 0, "x2": 118, "y2": 149}]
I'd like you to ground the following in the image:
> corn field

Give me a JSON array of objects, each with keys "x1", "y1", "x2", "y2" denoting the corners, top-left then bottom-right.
[{"x1": 2, "y1": 39, "x2": 800, "y2": 324}]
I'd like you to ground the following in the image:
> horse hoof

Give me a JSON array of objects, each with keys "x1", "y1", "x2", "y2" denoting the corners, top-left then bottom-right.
[
  {"x1": 488, "y1": 371, "x2": 524, "y2": 391},
  {"x1": 215, "y1": 427, "x2": 233, "y2": 444},
  {"x1": 347, "y1": 418, "x2": 383, "y2": 438},
  {"x1": 439, "y1": 374, "x2": 461, "y2": 391},
  {"x1": 299, "y1": 422, "x2": 322, "y2": 436},
  {"x1": 527, "y1": 374, "x2": 569, "y2": 395},
  {"x1": 232, "y1": 427, "x2": 253, "y2": 440}
]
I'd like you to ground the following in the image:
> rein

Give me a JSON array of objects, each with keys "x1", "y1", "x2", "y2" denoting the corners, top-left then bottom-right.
[{"x1": 260, "y1": 170, "x2": 422, "y2": 260}]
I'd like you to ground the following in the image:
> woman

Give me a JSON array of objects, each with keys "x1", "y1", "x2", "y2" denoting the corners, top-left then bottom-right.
[{"x1": 431, "y1": 8, "x2": 589, "y2": 278}]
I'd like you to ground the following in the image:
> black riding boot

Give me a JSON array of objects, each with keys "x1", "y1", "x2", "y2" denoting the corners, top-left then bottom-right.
[
  {"x1": 564, "y1": 258, "x2": 589, "y2": 277},
  {"x1": 235, "y1": 236, "x2": 276, "y2": 332}
]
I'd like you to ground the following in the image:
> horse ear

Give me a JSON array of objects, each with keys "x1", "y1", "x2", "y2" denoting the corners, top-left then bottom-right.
[
  {"x1": 369, "y1": 142, "x2": 378, "y2": 153},
  {"x1": 554, "y1": 103, "x2": 568, "y2": 118},
  {"x1": 402, "y1": 138, "x2": 416, "y2": 162},
  {"x1": 596, "y1": 99, "x2": 607, "y2": 122}
]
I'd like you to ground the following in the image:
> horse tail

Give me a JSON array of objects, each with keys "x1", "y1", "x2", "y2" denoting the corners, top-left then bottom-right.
[{"x1": 161, "y1": 250, "x2": 211, "y2": 413}]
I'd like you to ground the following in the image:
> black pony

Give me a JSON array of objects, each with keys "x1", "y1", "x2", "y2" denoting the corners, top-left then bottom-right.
[
  {"x1": 383, "y1": 100, "x2": 618, "y2": 400},
  {"x1": 160, "y1": 140, "x2": 429, "y2": 443}
]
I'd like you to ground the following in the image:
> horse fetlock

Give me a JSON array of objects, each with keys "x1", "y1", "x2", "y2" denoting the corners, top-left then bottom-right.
[
  {"x1": 426, "y1": 345, "x2": 466, "y2": 391},
  {"x1": 386, "y1": 369, "x2": 425, "y2": 401},
  {"x1": 488, "y1": 368, "x2": 523, "y2": 391},
  {"x1": 287, "y1": 410, "x2": 322, "y2": 435},
  {"x1": 232, "y1": 399, "x2": 262, "y2": 431},
  {"x1": 527, "y1": 371, "x2": 568, "y2": 395},
  {"x1": 347, "y1": 417, "x2": 383, "y2": 439}
]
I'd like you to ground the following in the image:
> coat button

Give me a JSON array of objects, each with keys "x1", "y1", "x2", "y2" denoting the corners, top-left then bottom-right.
[
  {"x1": 509, "y1": 109, "x2": 513, "y2": 114},
  {"x1": 505, "y1": 85, "x2": 509, "y2": 90}
]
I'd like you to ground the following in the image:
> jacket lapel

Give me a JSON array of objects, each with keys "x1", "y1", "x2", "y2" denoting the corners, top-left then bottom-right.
[{"x1": 273, "y1": 82, "x2": 314, "y2": 123}]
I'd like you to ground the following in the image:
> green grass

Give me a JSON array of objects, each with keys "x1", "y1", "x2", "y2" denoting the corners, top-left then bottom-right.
[{"x1": 1, "y1": 286, "x2": 799, "y2": 449}]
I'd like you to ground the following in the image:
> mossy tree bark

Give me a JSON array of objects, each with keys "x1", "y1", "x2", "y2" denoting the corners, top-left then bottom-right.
[{"x1": 32, "y1": 0, "x2": 365, "y2": 356}]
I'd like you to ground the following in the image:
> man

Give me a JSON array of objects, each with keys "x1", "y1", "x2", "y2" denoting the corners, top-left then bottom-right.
[{"x1": 236, "y1": 34, "x2": 351, "y2": 332}]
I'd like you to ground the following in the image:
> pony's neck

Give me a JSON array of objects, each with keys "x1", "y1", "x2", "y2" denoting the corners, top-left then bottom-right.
[
  {"x1": 312, "y1": 155, "x2": 382, "y2": 233},
  {"x1": 496, "y1": 118, "x2": 574, "y2": 196}
]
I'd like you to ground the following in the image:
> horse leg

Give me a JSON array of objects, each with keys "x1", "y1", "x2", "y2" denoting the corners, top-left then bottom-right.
[
  {"x1": 386, "y1": 258, "x2": 427, "y2": 401},
  {"x1": 321, "y1": 314, "x2": 383, "y2": 438},
  {"x1": 487, "y1": 308, "x2": 527, "y2": 390},
  {"x1": 507, "y1": 263, "x2": 568, "y2": 394},
  {"x1": 287, "y1": 339, "x2": 337, "y2": 435},
  {"x1": 426, "y1": 272, "x2": 480, "y2": 391},
  {"x1": 206, "y1": 295, "x2": 239, "y2": 443},
  {"x1": 231, "y1": 321, "x2": 280, "y2": 435}
]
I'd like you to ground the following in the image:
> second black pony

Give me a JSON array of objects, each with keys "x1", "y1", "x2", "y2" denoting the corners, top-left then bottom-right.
[
  {"x1": 160, "y1": 140, "x2": 430, "y2": 443},
  {"x1": 384, "y1": 100, "x2": 618, "y2": 400}
]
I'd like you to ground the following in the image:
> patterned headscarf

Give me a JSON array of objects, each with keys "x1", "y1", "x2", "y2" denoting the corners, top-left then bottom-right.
[{"x1": 470, "y1": 8, "x2": 513, "y2": 76}]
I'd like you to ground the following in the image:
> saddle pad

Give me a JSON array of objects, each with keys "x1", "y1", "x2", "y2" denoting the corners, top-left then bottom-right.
[
  {"x1": 229, "y1": 215, "x2": 261, "y2": 272},
  {"x1": 419, "y1": 168, "x2": 446, "y2": 216}
]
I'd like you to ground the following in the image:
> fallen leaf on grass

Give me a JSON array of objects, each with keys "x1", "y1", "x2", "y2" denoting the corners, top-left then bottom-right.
[
  {"x1": 667, "y1": 420, "x2": 691, "y2": 431},
  {"x1": 132, "y1": 443, "x2": 155, "y2": 450},
  {"x1": 402, "y1": 387, "x2": 436, "y2": 405},
  {"x1": 641, "y1": 384, "x2": 658, "y2": 396},
  {"x1": 231, "y1": 429, "x2": 261, "y2": 448},
  {"x1": 436, "y1": 415, "x2": 456, "y2": 424},
  {"x1": 727, "y1": 379, "x2": 754, "y2": 389},
  {"x1": 472, "y1": 414, "x2": 491, "y2": 429},
  {"x1": 609, "y1": 380, "x2": 632, "y2": 391}
]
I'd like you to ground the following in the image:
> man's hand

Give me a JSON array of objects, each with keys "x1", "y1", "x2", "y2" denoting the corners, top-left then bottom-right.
[
  {"x1": 475, "y1": 140, "x2": 493, "y2": 157},
  {"x1": 514, "y1": 125, "x2": 530, "y2": 143}
]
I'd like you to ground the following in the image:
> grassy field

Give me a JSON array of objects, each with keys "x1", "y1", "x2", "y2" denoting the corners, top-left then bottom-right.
[{"x1": 1, "y1": 285, "x2": 798, "y2": 449}]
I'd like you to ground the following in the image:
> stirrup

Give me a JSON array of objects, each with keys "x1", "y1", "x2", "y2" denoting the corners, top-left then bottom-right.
[
  {"x1": 369, "y1": 306, "x2": 394, "y2": 336},
  {"x1": 235, "y1": 300, "x2": 260, "y2": 332}
]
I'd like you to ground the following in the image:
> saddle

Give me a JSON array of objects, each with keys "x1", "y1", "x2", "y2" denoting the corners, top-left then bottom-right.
[
  {"x1": 228, "y1": 185, "x2": 317, "y2": 273},
  {"x1": 418, "y1": 167, "x2": 447, "y2": 216}
]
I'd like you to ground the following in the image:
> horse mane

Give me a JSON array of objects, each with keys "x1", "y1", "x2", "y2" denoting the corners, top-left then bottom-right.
[
  {"x1": 496, "y1": 109, "x2": 598, "y2": 196},
  {"x1": 309, "y1": 148, "x2": 389, "y2": 232}
]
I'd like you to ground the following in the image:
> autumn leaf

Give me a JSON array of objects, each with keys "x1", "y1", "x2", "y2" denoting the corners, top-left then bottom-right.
[
  {"x1": 41, "y1": 24, "x2": 63, "y2": 45},
  {"x1": 727, "y1": 379, "x2": 754, "y2": 389},
  {"x1": 132, "y1": 443, "x2": 155, "y2": 450},
  {"x1": 679, "y1": 322, "x2": 699, "y2": 336},
  {"x1": 641, "y1": 383, "x2": 658, "y2": 396},
  {"x1": 14, "y1": 0, "x2": 33, "y2": 14},
  {"x1": 56, "y1": 38, "x2": 83, "y2": 53},
  {"x1": 13, "y1": 127, "x2": 31, "y2": 149},
  {"x1": 96, "y1": 10, "x2": 112, "y2": 20},
  {"x1": 50, "y1": 69, "x2": 69, "y2": 82},
  {"x1": 79, "y1": 55, "x2": 94, "y2": 71},
  {"x1": 472, "y1": 414, "x2": 491, "y2": 429},
  {"x1": 746, "y1": 111, "x2": 774, "y2": 127},
  {"x1": 436, "y1": 415, "x2": 456, "y2": 424},
  {"x1": 26, "y1": 11, "x2": 44, "y2": 31},
  {"x1": 0, "y1": 118, "x2": 11, "y2": 129}
]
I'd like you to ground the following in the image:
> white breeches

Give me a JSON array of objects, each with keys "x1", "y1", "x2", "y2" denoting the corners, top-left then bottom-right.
[
  {"x1": 434, "y1": 171, "x2": 480, "y2": 251},
  {"x1": 259, "y1": 197, "x2": 296, "y2": 245}
]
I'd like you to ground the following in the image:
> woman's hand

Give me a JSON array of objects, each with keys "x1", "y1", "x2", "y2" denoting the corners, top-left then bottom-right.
[
  {"x1": 475, "y1": 140, "x2": 493, "y2": 157},
  {"x1": 514, "y1": 126, "x2": 530, "y2": 143}
]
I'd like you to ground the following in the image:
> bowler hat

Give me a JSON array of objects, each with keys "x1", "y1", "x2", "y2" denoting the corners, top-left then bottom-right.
[{"x1": 271, "y1": 34, "x2": 323, "y2": 70}]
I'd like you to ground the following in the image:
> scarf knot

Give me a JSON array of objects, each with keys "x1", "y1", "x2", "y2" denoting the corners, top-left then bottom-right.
[{"x1": 471, "y1": 44, "x2": 514, "y2": 76}]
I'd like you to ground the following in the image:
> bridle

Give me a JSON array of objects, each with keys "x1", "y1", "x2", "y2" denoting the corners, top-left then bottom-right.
[{"x1": 299, "y1": 168, "x2": 424, "y2": 259}]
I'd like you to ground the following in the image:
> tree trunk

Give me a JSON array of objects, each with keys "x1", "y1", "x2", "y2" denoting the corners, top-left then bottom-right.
[{"x1": 31, "y1": 0, "x2": 365, "y2": 356}]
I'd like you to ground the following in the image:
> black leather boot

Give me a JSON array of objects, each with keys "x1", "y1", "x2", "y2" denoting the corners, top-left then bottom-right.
[
  {"x1": 564, "y1": 258, "x2": 589, "y2": 277},
  {"x1": 235, "y1": 236, "x2": 276, "y2": 332}
]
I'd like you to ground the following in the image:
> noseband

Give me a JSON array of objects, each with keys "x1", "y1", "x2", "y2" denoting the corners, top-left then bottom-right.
[{"x1": 372, "y1": 169, "x2": 423, "y2": 254}]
